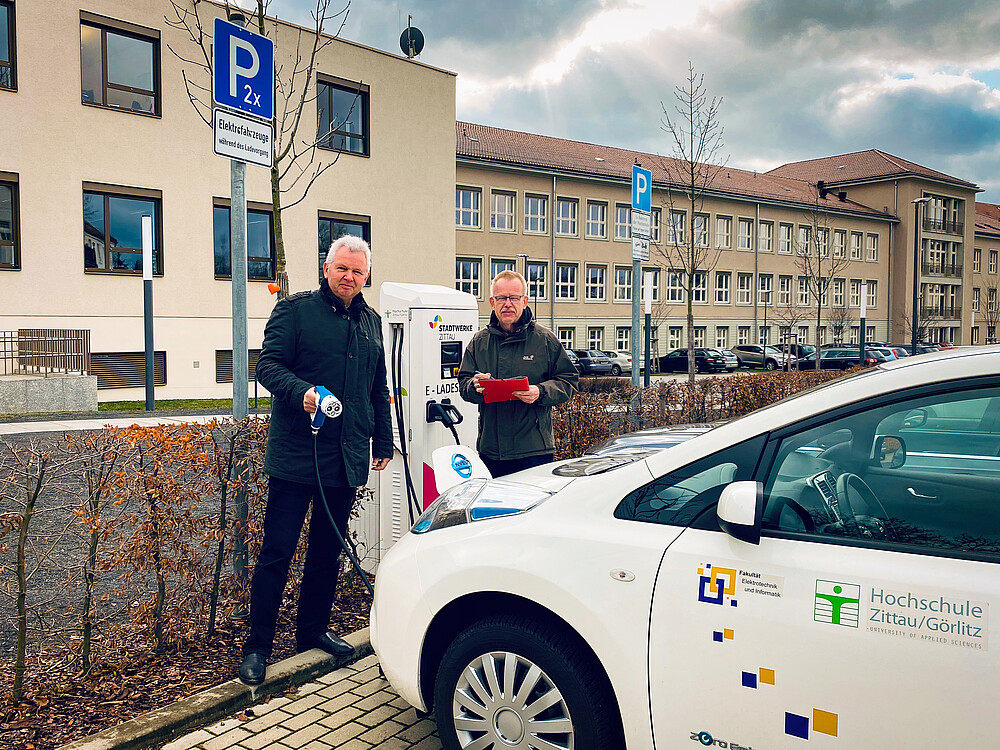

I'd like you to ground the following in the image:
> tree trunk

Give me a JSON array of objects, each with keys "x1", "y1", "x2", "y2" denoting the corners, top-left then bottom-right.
[{"x1": 271, "y1": 165, "x2": 288, "y2": 298}]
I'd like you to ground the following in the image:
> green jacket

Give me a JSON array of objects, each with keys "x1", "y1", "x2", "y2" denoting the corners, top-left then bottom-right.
[
  {"x1": 458, "y1": 309, "x2": 579, "y2": 460},
  {"x1": 257, "y1": 282, "x2": 393, "y2": 487}
]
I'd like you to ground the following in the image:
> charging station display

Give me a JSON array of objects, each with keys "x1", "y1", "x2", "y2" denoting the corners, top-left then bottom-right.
[{"x1": 351, "y1": 283, "x2": 481, "y2": 571}]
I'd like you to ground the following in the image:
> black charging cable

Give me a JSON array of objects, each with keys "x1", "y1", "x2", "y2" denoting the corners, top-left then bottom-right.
[{"x1": 390, "y1": 324, "x2": 422, "y2": 525}]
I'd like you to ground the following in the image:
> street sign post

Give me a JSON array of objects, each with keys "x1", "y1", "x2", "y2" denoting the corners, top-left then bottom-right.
[
  {"x1": 213, "y1": 17, "x2": 274, "y2": 121},
  {"x1": 630, "y1": 165, "x2": 653, "y2": 387}
]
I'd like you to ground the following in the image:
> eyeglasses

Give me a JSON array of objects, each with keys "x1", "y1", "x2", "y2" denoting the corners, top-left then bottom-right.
[{"x1": 491, "y1": 295, "x2": 525, "y2": 303}]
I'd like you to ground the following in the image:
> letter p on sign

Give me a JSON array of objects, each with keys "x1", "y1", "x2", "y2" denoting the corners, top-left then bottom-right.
[
  {"x1": 213, "y1": 17, "x2": 274, "y2": 121},
  {"x1": 632, "y1": 165, "x2": 652, "y2": 213}
]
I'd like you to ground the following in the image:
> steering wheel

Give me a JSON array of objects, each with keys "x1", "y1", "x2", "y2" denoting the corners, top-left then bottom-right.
[{"x1": 835, "y1": 473, "x2": 894, "y2": 540}]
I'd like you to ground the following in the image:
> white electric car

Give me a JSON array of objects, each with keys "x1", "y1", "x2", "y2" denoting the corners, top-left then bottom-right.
[{"x1": 371, "y1": 346, "x2": 1000, "y2": 749}]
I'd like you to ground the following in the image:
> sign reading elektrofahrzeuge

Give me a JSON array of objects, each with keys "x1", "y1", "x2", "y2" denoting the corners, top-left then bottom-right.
[
  {"x1": 214, "y1": 108, "x2": 273, "y2": 168},
  {"x1": 631, "y1": 165, "x2": 652, "y2": 261}
]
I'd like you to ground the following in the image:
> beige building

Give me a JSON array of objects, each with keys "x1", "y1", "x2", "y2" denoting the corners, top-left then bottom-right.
[
  {"x1": 455, "y1": 122, "x2": 980, "y2": 359},
  {"x1": 1, "y1": 0, "x2": 456, "y2": 400},
  {"x1": 971, "y1": 202, "x2": 1000, "y2": 344}
]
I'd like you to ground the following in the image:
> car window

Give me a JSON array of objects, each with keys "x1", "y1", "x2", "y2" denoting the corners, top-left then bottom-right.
[
  {"x1": 615, "y1": 435, "x2": 766, "y2": 528},
  {"x1": 761, "y1": 386, "x2": 1000, "y2": 560}
]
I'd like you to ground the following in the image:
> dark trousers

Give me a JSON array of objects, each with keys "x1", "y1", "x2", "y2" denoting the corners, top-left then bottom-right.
[
  {"x1": 243, "y1": 476, "x2": 355, "y2": 658},
  {"x1": 481, "y1": 452, "x2": 554, "y2": 479}
]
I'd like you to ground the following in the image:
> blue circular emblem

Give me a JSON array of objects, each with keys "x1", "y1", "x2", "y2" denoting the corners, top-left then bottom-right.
[
  {"x1": 451, "y1": 453, "x2": 473, "y2": 478},
  {"x1": 698, "y1": 731, "x2": 714, "y2": 746}
]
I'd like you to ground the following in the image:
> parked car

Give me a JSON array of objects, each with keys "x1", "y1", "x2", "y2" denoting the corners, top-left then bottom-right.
[
  {"x1": 564, "y1": 348, "x2": 580, "y2": 369},
  {"x1": 798, "y1": 346, "x2": 879, "y2": 369},
  {"x1": 731, "y1": 344, "x2": 791, "y2": 371},
  {"x1": 891, "y1": 343, "x2": 939, "y2": 355},
  {"x1": 716, "y1": 348, "x2": 740, "y2": 371},
  {"x1": 779, "y1": 343, "x2": 816, "y2": 361},
  {"x1": 572, "y1": 349, "x2": 614, "y2": 375},
  {"x1": 658, "y1": 348, "x2": 729, "y2": 373},
  {"x1": 602, "y1": 350, "x2": 635, "y2": 376},
  {"x1": 587, "y1": 423, "x2": 721, "y2": 455},
  {"x1": 372, "y1": 345, "x2": 1000, "y2": 750},
  {"x1": 869, "y1": 346, "x2": 900, "y2": 362}
]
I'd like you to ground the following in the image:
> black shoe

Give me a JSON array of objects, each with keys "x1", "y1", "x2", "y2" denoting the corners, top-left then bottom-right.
[
  {"x1": 314, "y1": 631, "x2": 355, "y2": 657},
  {"x1": 239, "y1": 652, "x2": 267, "y2": 685}
]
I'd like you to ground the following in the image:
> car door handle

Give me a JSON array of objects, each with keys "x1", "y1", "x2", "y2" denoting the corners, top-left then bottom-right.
[{"x1": 907, "y1": 487, "x2": 937, "y2": 500}]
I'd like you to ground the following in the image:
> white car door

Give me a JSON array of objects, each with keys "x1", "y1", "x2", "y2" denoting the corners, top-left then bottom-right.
[{"x1": 643, "y1": 382, "x2": 1000, "y2": 749}]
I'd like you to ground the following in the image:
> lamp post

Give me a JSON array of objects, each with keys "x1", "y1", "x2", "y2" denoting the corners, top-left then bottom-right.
[
  {"x1": 911, "y1": 197, "x2": 931, "y2": 356},
  {"x1": 516, "y1": 253, "x2": 531, "y2": 309}
]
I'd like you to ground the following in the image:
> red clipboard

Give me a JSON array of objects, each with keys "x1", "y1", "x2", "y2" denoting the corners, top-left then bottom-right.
[{"x1": 481, "y1": 377, "x2": 530, "y2": 403}]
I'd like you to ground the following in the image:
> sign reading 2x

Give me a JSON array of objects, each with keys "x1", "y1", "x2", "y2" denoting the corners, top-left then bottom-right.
[{"x1": 213, "y1": 17, "x2": 274, "y2": 122}]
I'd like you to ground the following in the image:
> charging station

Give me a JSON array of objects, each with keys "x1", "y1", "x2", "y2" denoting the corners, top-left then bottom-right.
[{"x1": 352, "y1": 282, "x2": 481, "y2": 570}]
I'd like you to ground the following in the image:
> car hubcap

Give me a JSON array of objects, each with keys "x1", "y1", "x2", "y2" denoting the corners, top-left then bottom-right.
[{"x1": 452, "y1": 651, "x2": 574, "y2": 748}]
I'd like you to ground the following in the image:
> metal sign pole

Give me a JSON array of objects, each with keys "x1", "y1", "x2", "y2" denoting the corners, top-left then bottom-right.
[
  {"x1": 142, "y1": 215, "x2": 154, "y2": 411},
  {"x1": 228, "y1": 10, "x2": 250, "y2": 421}
]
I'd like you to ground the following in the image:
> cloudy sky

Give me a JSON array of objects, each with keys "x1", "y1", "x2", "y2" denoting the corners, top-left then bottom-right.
[{"x1": 266, "y1": 0, "x2": 1000, "y2": 203}]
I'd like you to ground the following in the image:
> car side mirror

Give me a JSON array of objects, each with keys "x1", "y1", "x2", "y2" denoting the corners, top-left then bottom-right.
[
  {"x1": 901, "y1": 409, "x2": 927, "y2": 428},
  {"x1": 717, "y1": 481, "x2": 763, "y2": 545},
  {"x1": 871, "y1": 435, "x2": 906, "y2": 469}
]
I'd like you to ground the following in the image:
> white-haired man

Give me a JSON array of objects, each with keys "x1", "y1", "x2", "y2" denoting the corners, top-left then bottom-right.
[{"x1": 239, "y1": 235, "x2": 392, "y2": 685}]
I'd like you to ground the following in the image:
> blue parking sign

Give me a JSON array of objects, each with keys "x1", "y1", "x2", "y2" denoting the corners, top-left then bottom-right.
[
  {"x1": 632, "y1": 165, "x2": 652, "y2": 213},
  {"x1": 213, "y1": 17, "x2": 274, "y2": 121}
]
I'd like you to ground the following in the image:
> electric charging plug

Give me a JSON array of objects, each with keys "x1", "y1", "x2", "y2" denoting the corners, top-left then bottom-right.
[{"x1": 311, "y1": 386, "x2": 344, "y2": 433}]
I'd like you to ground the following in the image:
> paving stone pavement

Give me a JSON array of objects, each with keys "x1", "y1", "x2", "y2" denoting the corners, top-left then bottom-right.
[{"x1": 161, "y1": 654, "x2": 443, "y2": 750}]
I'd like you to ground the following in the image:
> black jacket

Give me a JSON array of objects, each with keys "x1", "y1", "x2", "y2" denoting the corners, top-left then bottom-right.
[
  {"x1": 458, "y1": 308, "x2": 578, "y2": 460},
  {"x1": 257, "y1": 282, "x2": 393, "y2": 487}
]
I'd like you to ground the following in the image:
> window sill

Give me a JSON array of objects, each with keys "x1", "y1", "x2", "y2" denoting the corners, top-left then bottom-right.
[
  {"x1": 317, "y1": 144, "x2": 370, "y2": 158},
  {"x1": 82, "y1": 100, "x2": 160, "y2": 119},
  {"x1": 85, "y1": 269, "x2": 164, "y2": 277}
]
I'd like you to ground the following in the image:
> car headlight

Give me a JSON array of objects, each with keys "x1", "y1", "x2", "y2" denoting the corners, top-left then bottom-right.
[{"x1": 411, "y1": 479, "x2": 553, "y2": 534}]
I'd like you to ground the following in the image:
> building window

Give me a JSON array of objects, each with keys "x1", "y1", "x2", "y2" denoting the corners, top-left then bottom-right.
[
  {"x1": 819, "y1": 279, "x2": 829, "y2": 307},
  {"x1": 850, "y1": 231, "x2": 863, "y2": 260},
  {"x1": 849, "y1": 326, "x2": 860, "y2": 345},
  {"x1": 456, "y1": 257, "x2": 481, "y2": 297},
  {"x1": 555, "y1": 263, "x2": 577, "y2": 299},
  {"x1": 849, "y1": 279, "x2": 862, "y2": 307},
  {"x1": 491, "y1": 258, "x2": 515, "y2": 280},
  {"x1": 668, "y1": 211, "x2": 685, "y2": 244},
  {"x1": 736, "y1": 273, "x2": 752, "y2": 305},
  {"x1": 833, "y1": 229, "x2": 846, "y2": 259},
  {"x1": 798, "y1": 326, "x2": 809, "y2": 344},
  {"x1": 737, "y1": 218, "x2": 753, "y2": 251},
  {"x1": 614, "y1": 204, "x2": 631, "y2": 240},
  {"x1": 83, "y1": 186, "x2": 161, "y2": 275},
  {"x1": 527, "y1": 261, "x2": 547, "y2": 300},
  {"x1": 317, "y1": 76, "x2": 369, "y2": 155},
  {"x1": 779, "y1": 223, "x2": 793, "y2": 254},
  {"x1": 585, "y1": 264, "x2": 606, "y2": 300},
  {"x1": 669, "y1": 326, "x2": 683, "y2": 349},
  {"x1": 867, "y1": 325, "x2": 876, "y2": 342},
  {"x1": 558, "y1": 328, "x2": 575, "y2": 349},
  {"x1": 972, "y1": 326, "x2": 980, "y2": 345},
  {"x1": 642, "y1": 267, "x2": 660, "y2": 303},
  {"x1": 586, "y1": 201, "x2": 607, "y2": 239},
  {"x1": 490, "y1": 191, "x2": 515, "y2": 231},
  {"x1": 614, "y1": 266, "x2": 631, "y2": 302},
  {"x1": 991, "y1": 288, "x2": 998, "y2": 312},
  {"x1": 616, "y1": 327, "x2": 630, "y2": 351},
  {"x1": 692, "y1": 271, "x2": 707, "y2": 303},
  {"x1": 693, "y1": 214, "x2": 709, "y2": 247},
  {"x1": 867, "y1": 280, "x2": 877, "y2": 309},
  {"x1": 318, "y1": 211, "x2": 370, "y2": 283},
  {"x1": 214, "y1": 202, "x2": 275, "y2": 280},
  {"x1": 973, "y1": 248, "x2": 982, "y2": 273},
  {"x1": 714, "y1": 271, "x2": 731, "y2": 304},
  {"x1": 758, "y1": 326, "x2": 770, "y2": 346},
  {"x1": 758, "y1": 221, "x2": 773, "y2": 253},
  {"x1": 588, "y1": 327, "x2": 604, "y2": 350},
  {"x1": 832, "y1": 277, "x2": 845, "y2": 307},
  {"x1": 798, "y1": 276, "x2": 810, "y2": 305},
  {"x1": 525, "y1": 194, "x2": 548, "y2": 234},
  {"x1": 80, "y1": 14, "x2": 159, "y2": 114},
  {"x1": 0, "y1": 176, "x2": 18, "y2": 269},
  {"x1": 774, "y1": 275, "x2": 791, "y2": 306},
  {"x1": 716, "y1": 216, "x2": 732, "y2": 249},
  {"x1": 973, "y1": 287, "x2": 981, "y2": 313},
  {"x1": 693, "y1": 327, "x2": 706, "y2": 347},
  {"x1": 866, "y1": 233, "x2": 879, "y2": 262},
  {"x1": 816, "y1": 228, "x2": 829, "y2": 258},
  {"x1": 0, "y1": 1, "x2": 15, "y2": 90},
  {"x1": 665, "y1": 269, "x2": 685, "y2": 303},
  {"x1": 555, "y1": 198, "x2": 578, "y2": 236},
  {"x1": 738, "y1": 326, "x2": 750, "y2": 345},
  {"x1": 651, "y1": 208, "x2": 661, "y2": 244},
  {"x1": 757, "y1": 274, "x2": 773, "y2": 306},
  {"x1": 990, "y1": 250, "x2": 997, "y2": 275},
  {"x1": 797, "y1": 226, "x2": 810, "y2": 255},
  {"x1": 715, "y1": 326, "x2": 728, "y2": 349},
  {"x1": 456, "y1": 187, "x2": 481, "y2": 228}
]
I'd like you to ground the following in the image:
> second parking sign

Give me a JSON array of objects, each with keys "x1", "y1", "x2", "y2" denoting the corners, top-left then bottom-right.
[{"x1": 213, "y1": 17, "x2": 274, "y2": 121}]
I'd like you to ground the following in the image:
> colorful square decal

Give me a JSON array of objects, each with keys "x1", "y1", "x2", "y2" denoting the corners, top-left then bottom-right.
[
  {"x1": 759, "y1": 668, "x2": 775, "y2": 685},
  {"x1": 698, "y1": 563, "x2": 738, "y2": 606},
  {"x1": 813, "y1": 709, "x2": 839, "y2": 737},
  {"x1": 742, "y1": 671, "x2": 757, "y2": 688},
  {"x1": 714, "y1": 631, "x2": 723, "y2": 642},
  {"x1": 724, "y1": 628, "x2": 734, "y2": 640},
  {"x1": 785, "y1": 712, "x2": 809, "y2": 740}
]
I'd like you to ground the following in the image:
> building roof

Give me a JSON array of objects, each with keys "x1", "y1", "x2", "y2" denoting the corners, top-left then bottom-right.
[
  {"x1": 456, "y1": 122, "x2": 893, "y2": 220},
  {"x1": 767, "y1": 149, "x2": 979, "y2": 191},
  {"x1": 975, "y1": 202, "x2": 1000, "y2": 239}
]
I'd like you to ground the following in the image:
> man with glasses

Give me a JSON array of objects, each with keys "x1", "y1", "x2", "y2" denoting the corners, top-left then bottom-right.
[{"x1": 459, "y1": 270, "x2": 579, "y2": 477}]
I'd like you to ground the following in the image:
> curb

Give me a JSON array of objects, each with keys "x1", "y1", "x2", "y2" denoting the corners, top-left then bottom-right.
[{"x1": 58, "y1": 629, "x2": 372, "y2": 750}]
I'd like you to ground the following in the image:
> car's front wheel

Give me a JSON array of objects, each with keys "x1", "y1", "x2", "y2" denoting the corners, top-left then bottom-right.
[
  {"x1": 434, "y1": 615, "x2": 623, "y2": 750},
  {"x1": 765, "y1": 359, "x2": 778, "y2": 371},
  {"x1": 610, "y1": 364, "x2": 622, "y2": 376}
]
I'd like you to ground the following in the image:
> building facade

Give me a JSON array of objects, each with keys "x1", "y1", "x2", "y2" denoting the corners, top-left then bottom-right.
[
  {"x1": 455, "y1": 122, "x2": 980, "y2": 358},
  {"x1": 1, "y1": 0, "x2": 456, "y2": 400}
]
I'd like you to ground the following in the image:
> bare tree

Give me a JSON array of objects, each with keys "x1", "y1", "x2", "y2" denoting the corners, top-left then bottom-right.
[
  {"x1": 657, "y1": 62, "x2": 727, "y2": 381},
  {"x1": 770, "y1": 298, "x2": 812, "y2": 369},
  {"x1": 980, "y1": 278, "x2": 1000, "y2": 343},
  {"x1": 165, "y1": 0, "x2": 352, "y2": 296},
  {"x1": 894, "y1": 311, "x2": 930, "y2": 346},
  {"x1": 826, "y1": 305, "x2": 856, "y2": 345},
  {"x1": 793, "y1": 193, "x2": 853, "y2": 368}
]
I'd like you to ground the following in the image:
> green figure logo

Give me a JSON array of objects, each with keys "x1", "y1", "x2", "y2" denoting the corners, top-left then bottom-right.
[{"x1": 814, "y1": 580, "x2": 861, "y2": 627}]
